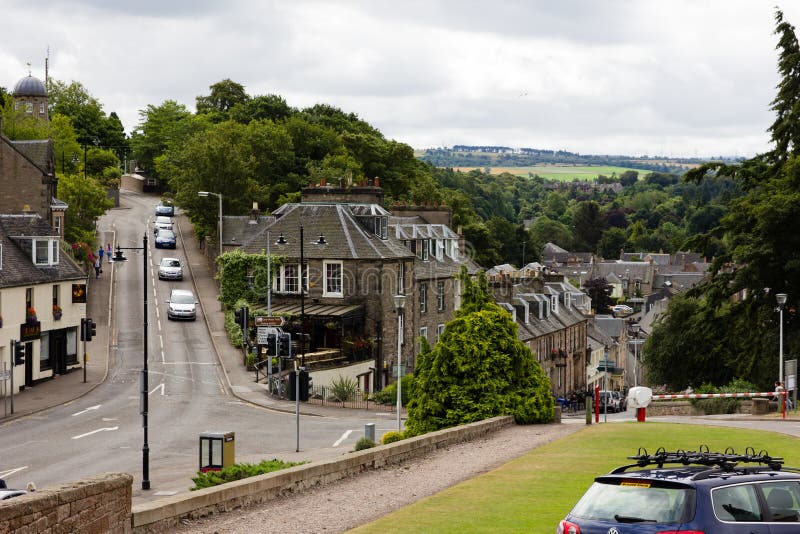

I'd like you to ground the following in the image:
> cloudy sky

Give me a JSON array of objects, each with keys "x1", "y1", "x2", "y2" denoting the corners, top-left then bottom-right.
[{"x1": 3, "y1": 1, "x2": 800, "y2": 158}]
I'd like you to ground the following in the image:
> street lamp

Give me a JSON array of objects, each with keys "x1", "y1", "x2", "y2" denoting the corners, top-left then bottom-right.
[
  {"x1": 603, "y1": 344, "x2": 609, "y2": 423},
  {"x1": 113, "y1": 234, "x2": 150, "y2": 490},
  {"x1": 777, "y1": 293, "x2": 788, "y2": 384},
  {"x1": 198, "y1": 191, "x2": 223, "y2": 257},
  {"x1": 394, "y1": 293, "x2": 406, "y2": 432},
  {"x1": 629, "y1": 324, "x2": 641, "y2": 387}
]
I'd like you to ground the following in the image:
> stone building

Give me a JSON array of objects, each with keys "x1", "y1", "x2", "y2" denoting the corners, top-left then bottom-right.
[{"x1": 12, "y1": 74, "x2": 50, "y2": 123}]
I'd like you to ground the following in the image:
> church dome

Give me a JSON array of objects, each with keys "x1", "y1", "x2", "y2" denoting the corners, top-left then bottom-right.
[{"x1": 13, "y1": 75, "x2": 48, "y2": 97}]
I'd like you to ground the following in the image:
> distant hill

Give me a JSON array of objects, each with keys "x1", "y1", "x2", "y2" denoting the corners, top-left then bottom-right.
[{"x1": 417, "y1": 146, "x2": 741, "y2": 175}]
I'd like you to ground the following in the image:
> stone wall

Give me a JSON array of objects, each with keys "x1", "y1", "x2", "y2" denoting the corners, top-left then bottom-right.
[
  {"x1": 0, "y1": 472, "x2": 132, "y2": 533},
  {"x1": 646, "y1": 399, "x2": 755, "y2": 416}
]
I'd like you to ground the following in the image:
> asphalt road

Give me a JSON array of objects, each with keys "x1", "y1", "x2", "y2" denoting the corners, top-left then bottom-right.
[{"x1": 0, "y1": 192, "x2": 391, "y2": 504}]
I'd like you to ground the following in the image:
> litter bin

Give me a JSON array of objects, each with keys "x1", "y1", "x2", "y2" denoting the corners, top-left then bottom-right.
[
  {"x1": 199, "y1": 431, "x2": 235, "y2": 472},
  {"x1": 288, "y1": 370, "x2": 310, "y2": 401}
]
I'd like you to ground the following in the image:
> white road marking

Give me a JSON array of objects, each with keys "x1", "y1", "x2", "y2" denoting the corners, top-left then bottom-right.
[
  {"x1": 71, "y1": 404, "x2": 101, "y2": 417},
  {"x1": 0, "y1": 466, "x2": 28, "y2": 478},
  {"x1": 102, "y1": 417, "x2": 118, "y2": 422},
  {"x1": 71, "y1": 426, "x2": 119, "y2": 440},
  {"x1": 149, "y1": 383, "x2": 165, "y2": 396},
  {"x1": 333, "y1": 430, "x2": 353, "y2": 447}
]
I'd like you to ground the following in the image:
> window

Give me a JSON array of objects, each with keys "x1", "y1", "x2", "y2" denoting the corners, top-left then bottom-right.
[
  {"x1": 374, "y1": 217, "x2": 387, "y2": 239},
  {"x1": 26, "y1": 287, "x2": 33, "y2": 311},
  {"x1": 35, "y1": 240, "x2": 49, "y2": 265},
  {"x1": 397, "y1": 262, "x2": 405, "y2": 294},
  {"x1": 711, "y1": 484, "x2": 762, "y2": 522},
  {"x1": 323, "y1": 260, "x2": 343, "y2": 297},
  {"x1": 437, "y1": 281, "x2": 445, "y2": 311},
  {"x1": 40, "y1": 332, "x2": 51, "y2": 371},
  {"x1": 419, "y1": 327, "x2": 428, "y2": 347},
  {"x1": 39, "y1": 103, "x2": 45, "y2": 115},
  {"x1": 25, "y1": 102, "x2": 33, "y2": 113},
  {"x1": 421, "y1": 240, "x2": 429, "y2": 261},
  {"x1": 54, "y1": 216, "x2": 61, "y2": 236},
  {"x1": 52, "y1": 284, "x2": 59, "y2": 307},
  {"x1": 437, "y1": 324, "x2": 445, "y2": 341},
  {"x1": 419, "y1": 282, "x2": 427, "y2": 313},
  {"x1": 51, "y1": 240, "x2": 59, "y2": 264},
  {"x1": 436, "y1": 239, "x2": 444, "y2": 260},
  {"x1": 275, "y1": 264, "x2": 306, "y2": 294}
]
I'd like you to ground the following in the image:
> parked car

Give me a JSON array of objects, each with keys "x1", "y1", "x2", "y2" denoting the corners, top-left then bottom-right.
[
  {"x1": 153, "y1": 216, "x2": 173, "y2": 235},
  {"x1": 0, "y1": 479, "x2": 26, "y2": 500},
  {"x1": 612, "y1": 390, "x2": 627, "y2": 411},
  {"x1": 611, "y1": 304, "x2": 634, "y2": 316},
  {"x1": 598, "y1": 390, "x2": 619, "y2": 413},
  {"x1": 166, "y1": 289, "x2": 197, "y2": 321},
  {"x1": 155, "y1": 202, "x2": 174, "y2": 217},
  {"x1": 158, "y1": 258, "x2": 183, "y2": 280},
  {"x1": 154, "y1": 229, "x2": 177, "y2": 249},
  {"x1": 558, "y1": 448, "x2": 800, "y2": 533}
]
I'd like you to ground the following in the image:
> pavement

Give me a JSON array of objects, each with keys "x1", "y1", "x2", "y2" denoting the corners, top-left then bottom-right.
[{"x1": 0, "y1": 203, "x2": 390, "y2": 424}]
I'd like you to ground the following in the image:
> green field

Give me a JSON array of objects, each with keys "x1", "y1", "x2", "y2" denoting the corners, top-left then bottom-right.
[
  {"x1": 350, "y1": 423, "x2": 800, "y2": 534},
  {"x1": 453, "y1": 165, "x2": 644, "y2": 181}
]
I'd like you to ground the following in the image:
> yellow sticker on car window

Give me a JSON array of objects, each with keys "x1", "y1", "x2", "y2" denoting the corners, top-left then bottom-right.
[{"x1": 620, "y1": 482, "x2": 651, "y2": 488}]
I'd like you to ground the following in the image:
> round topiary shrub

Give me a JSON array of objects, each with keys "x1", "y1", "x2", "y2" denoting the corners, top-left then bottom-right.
[{"x1": 381, "y1": 431, "x2": 405, "y2": 445}]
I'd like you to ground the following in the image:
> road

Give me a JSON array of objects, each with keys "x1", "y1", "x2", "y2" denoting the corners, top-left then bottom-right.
[{"x1": 0, "y1": 191, "x2": 390, "y2": 504}]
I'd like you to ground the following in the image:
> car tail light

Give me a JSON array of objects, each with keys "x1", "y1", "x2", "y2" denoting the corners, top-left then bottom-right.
[
  {"x1": 656, "y1": 531, "x2": 704, "y2": 534},
  {"x1": 556, "y1": 520, "x2": 580, "y2": 534}
]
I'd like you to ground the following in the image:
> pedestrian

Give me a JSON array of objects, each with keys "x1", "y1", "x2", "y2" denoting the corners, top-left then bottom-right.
[
  {"x1": 98, "y1": 246, "x2": 105, "y2": 265},
  {"x1": 94, "y1": 256, "x2": 101, "y2": 278},
  {"x1": 106, "y1": 243, "x2": 113, "y2": 262}
]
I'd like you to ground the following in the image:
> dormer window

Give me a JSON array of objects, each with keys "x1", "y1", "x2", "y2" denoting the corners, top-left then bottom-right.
[
  {"x1": 373, "y1": 216, "x2": 388, "y2": 239},
  {"x1": 33, "y1": 239, "x2": 59, "y2": 266}
]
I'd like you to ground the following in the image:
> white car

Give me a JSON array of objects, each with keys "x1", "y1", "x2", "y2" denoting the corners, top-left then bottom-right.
[
  {"x1": 153, "y1": 216, "x2": 173, "y2": 235},
  {"x1": 611, "y1": 304, "x2": 634, "y2": 316},
  {"x1": 166, "y1": 289, "x2": 197, "y2": 321},
  {"x1": 158, "y1": 258, "x2": 183, "y2": 280}
]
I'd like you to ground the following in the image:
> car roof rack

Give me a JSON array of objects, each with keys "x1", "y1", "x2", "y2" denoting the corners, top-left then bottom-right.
[{"x1": 609, "y1": 445, "x2": 786, "y2": 477}]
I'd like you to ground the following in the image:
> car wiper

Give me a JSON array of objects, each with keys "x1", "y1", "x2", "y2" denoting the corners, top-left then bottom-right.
[{"x1": 613, "y1": 514, "x2": 656, "y2": 523}]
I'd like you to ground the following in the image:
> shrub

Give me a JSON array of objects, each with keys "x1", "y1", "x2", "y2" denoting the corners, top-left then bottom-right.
[
  {"x1": 354, "y1": 437, "x2": 376, "y2": 451},
  {"x1": 691, "y1": 378, "x2": 759, "y2": 415},
  {"x1": 373, "y1": 374, "x2": 414, "y2": 405},
  {"x1": 190, "y1": 458, "x2": 307, "y2": 490},
  {"x1": 330, "y1": 375, "x2": 358, "y2": 401},
  {"x1": 381, "y1": 431, "x2": 405, "y2": 445}
]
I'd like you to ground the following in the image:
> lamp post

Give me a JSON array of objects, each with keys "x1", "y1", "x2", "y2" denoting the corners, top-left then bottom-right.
[
  {"x1": 198, "y1": 191, "x2": 223, "y2": 257},
  {"x1": 113, "y1": 234, "x2": 150, "y2": 490},
  {"x1": 394, "y1": 294, "x2": 406, "y2": 432},
  {"x1": 629, "y1": 324, "x2": 641, "y2": 387},
  {"x1": 603, "y1": 344, "x2": 609, "y2": 423},
  {"x1": 777, "y1": 293, "x2": 788, "y2": 384}
]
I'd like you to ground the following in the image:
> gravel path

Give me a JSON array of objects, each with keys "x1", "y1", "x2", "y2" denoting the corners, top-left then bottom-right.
[{"x1": 174, "y1": 422, "x2": 582, "y2": 533}]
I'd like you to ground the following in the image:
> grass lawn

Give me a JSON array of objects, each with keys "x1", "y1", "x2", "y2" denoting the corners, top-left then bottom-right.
[
  {"x1": 452, "y1": 165, "x2": 644, "y2": 181},
  {"x1": 350, "y1": 423, "x2": 800, "y2": 534}
]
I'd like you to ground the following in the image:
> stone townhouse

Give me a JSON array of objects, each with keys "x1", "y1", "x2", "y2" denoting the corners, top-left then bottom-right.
[
  {"x1": 229, "y1": 183, "x2": 480, "y2": 392},
  {"x1": 0, "y1": 214, "x2": 87, "y2": 396}
]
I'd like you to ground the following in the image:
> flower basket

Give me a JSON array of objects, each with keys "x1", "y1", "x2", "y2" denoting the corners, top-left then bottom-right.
[
  {"x1": 53, "y1": 305, "x2": 63, "y2": 320},
  {"x1": 26, "y1": 307, "x2": 37, "y2": 324}
]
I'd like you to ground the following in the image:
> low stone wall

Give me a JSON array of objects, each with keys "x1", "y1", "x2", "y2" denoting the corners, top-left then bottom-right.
[
  {"x1": 131, "y1": 415, "x2": 514, "y2": 533},
  {"x1": 0, "y1": 472, "x2": 132, "y2": 534},
  {"x1": 646, "y1": 399, "x2": 755, "y2": 416}
]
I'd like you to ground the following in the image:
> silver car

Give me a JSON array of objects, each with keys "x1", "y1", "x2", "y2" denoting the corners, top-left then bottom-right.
[
  {"x1": 166, "y1": 289, "x2": 197, "y2": 321},
  {"x1": 158, "y1": 258, "x2": 183, "y2": 280},
  {"x1": 154, "y1": 216, "x2": 173, "y2": 235}
]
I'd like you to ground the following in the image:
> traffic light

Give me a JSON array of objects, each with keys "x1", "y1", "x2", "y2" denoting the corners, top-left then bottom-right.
[
  {"x1": 81, "y1": 318, "x2": 96, "y2": 342},
  {"x1": 80, "y1": 317, "x2": 86, "y2": 341},
  {"x1": 278, "y1": 333, "x2": 292, "y2": 358},
  {"x1": 14, "y1": 341, "x2": 25, "y2": 366},
  {"x1": 234, "y1": 306, "x2": 249, "y2": 330},
  {"x1": 266, "y1": 333, "x2": 277, "y2": 357}
]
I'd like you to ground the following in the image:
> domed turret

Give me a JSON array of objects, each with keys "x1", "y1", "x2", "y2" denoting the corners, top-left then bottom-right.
[{"x1": 13, "y1": 75, "x2": 48, "y2": 97}]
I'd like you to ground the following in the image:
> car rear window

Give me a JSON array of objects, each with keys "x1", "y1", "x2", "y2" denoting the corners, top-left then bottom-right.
[{"x1": 570, "y1": 480, "x2": 695, "y2": 524}]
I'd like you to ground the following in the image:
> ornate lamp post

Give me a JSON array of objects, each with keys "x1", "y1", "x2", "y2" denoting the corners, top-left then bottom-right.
[
  {"x1": 394, "y1": 294, "x2": 406, "y2": 432},
  {"x1": 777, "y1": 293, "x2": 788, "y2": 384}
]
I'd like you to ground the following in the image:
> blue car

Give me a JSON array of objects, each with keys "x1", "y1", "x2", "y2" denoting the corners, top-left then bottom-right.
[
  {"x1": 558, "y1": 447, "x2": 800, "y2": 533},
  {"x1": 154, "y1": 229, "x2": 176, "y2": 249}
]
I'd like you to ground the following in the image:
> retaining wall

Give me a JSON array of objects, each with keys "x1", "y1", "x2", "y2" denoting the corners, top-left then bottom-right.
[
  {"x1": 0, "y1": 472, "x2": 132, "y2": 534},
  {"x1": 131, "y1": 415, "x2": 514, "y2": 532}
]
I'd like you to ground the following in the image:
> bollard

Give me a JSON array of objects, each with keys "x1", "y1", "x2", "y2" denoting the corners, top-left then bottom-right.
[
  {"x1": 585, "y1": 397, "x2": 592, "y2": 425},
  {"x1": 365, "y1": 423, "x2": 375, "y2": 442},
  {"x1": 637, "y1": 407, "x2": 646, "y2": 422}
]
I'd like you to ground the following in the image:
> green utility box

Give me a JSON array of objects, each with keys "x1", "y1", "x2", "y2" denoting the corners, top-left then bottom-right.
[{"x1": 199, "y1": 431, "x2": 235, "y2": 472}]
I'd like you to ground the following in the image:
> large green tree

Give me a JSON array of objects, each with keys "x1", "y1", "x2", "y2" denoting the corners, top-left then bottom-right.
[{"x1": 405, "y1": 270, "x2": 553, "y2": 435}]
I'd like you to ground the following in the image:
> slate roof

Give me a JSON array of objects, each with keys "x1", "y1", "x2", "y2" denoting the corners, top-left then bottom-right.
[
  {"x1": 237, "y1": 203, "x2": 413, "y2": 261},
  {"x1": 591, "y1": 261, "x2": 653, "y2": 283},
  {"x1": 13, "y1": 75, "x2": 48, "y2": 96},
  {"x1": 9, "y1": 139, "x2": 54, "y2": 175},
  {"x1": 0, "y1": 214, "x2": 86, "y2": 288}
]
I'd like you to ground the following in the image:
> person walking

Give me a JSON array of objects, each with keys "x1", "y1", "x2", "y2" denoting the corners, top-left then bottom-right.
[
  {"x1": 93, "y1": 256, "x2": 101, "y2": 278},
  {"x1": 106, "y1": 243, "x2": 113, "y2": 262},
  {"x1": 98, "y1": 246, "x2": 105, "y2": 265}
]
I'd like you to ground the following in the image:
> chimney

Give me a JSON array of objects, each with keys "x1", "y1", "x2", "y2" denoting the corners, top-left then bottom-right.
[{"x1": 249, "y1": 202, "x2": 259, "y2": 224}]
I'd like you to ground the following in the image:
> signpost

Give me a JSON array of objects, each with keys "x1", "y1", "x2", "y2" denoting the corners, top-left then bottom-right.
[{"x1": 255, "y1": 316, "x2": 284, "y2": 327}]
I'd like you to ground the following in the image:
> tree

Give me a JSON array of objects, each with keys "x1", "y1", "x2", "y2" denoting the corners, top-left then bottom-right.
[
  {"x1": 129, "y1": 100, "x2": 200, "y2": 177},
  {"x1": 230, "y1": 94, "x2": 294, "y2": 124},
  {"x1": 405, "y1": 270, "x2": 553, "y2": 435},
  {"x1": 58, "y1": 172, "x2": 114, "y2": 244},
  {"x1": 572, "y1": 201, "x2": 604, "y2": 251},
  {"x1": 47, "y1": 80, "x2": 107, "y2": 146},
  {"x1": 196, "y1": 79, "x2": 249, "y2": 121},
  {"x1": 582, "y1": 278, "x2": 614, "y2": 314},
  {"x1": 597, "y1": 227, "x2": 627, "y2": 260}
]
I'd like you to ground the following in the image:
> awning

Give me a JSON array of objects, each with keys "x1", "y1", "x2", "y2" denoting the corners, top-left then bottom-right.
[{"x1": 262, "y1": 303, "x2": 363, "y2": 318}]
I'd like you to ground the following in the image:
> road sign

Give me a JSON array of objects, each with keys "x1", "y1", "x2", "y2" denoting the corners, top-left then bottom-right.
[
  {"x1": 0, "y1": 371, "x2": 10, "y2": 381},
  {"x1": 255, "y1": 316, "x2": 284, "y2": 327}
]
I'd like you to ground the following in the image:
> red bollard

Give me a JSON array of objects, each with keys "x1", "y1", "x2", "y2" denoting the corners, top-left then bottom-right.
[
  {"x1": 594, "y1": 385, "x2": 600, "y2": 423},
  {"x1": 637, "y1": 407, "x2": 646, "y2": 422}
]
